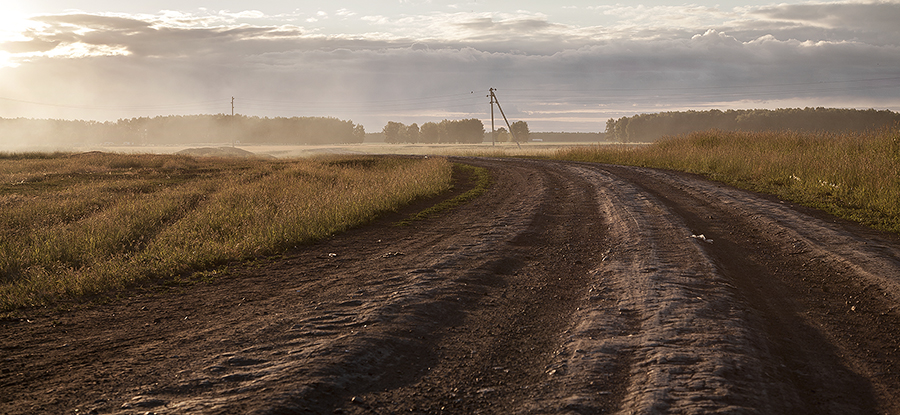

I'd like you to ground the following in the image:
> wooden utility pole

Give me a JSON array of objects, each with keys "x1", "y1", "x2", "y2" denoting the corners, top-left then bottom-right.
[
  {"x1": 231, "y1": 97, "x2": 235, "y2": 147},
  {"x1": 488, "y1": 88, "x2": 521, "y2": 148},
  {"x1": 488, "y1": 89, "x2": 496, "y2": 146}
]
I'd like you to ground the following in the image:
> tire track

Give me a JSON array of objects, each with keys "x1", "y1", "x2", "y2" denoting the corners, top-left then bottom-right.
[
  {"x1": 555, "y1": 163, "x2": 792, "y2": 413},
  {"x1": 594, "y1": 163, "x2": 900, "y2": 414}
]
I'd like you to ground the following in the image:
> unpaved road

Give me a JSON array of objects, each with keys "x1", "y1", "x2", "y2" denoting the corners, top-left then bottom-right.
[{"x1": 3, "y1": 157, "x2": 900, "y2": 414}]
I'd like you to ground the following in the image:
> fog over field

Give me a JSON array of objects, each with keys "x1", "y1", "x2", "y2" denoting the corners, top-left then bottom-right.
[{"x1": 1, "y1": 0, "x2": 899, "y2": 140}]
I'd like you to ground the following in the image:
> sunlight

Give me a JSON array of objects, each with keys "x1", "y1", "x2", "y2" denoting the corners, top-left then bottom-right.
[
  {"x1": 0, "y1": 8, "x2": 29, "y2": 42},
  {"x1": 0, "y1": 9, "x2": 32, "y2": 68}
]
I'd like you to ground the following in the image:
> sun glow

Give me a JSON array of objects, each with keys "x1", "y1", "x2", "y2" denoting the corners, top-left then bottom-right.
[
  {"x1": 0, "y1": 7, "x2": 31, "y2": 41},
  {"x1": 0, "y1": 9, "x2": 35, "y2": 68}
]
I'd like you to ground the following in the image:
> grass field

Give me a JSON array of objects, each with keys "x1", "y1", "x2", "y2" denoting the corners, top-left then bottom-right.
[
  {"x1": 552, "y1": 128, "x2": 900, "y2": 234},
  {"x1": 0, "y1": 152, "x2": 452, "y2": 312}
]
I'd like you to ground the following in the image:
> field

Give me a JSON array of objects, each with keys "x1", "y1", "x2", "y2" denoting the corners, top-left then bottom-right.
[{"x1": 0, "y1": 152, "x2": 452, "y2": 312}]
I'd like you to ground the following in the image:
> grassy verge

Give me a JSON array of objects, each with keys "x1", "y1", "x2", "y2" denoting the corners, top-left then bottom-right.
[
  {"x1": 395, "y1": 163, "x2": 492, "y2": 226},
  {"x1": 552, "y1": 128, "x2": 900, "y2": 234},
  {"x1": 0, "y1": 153, "x2": 453, "y2": 312}
]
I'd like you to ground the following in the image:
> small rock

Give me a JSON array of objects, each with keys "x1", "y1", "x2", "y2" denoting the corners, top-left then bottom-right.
[
  {"x1": 477, "y1": 388, "x2": 496, "y2": 395},
  {"x1": 690, "y1": 234, "x2": 713, "y2": 243}
]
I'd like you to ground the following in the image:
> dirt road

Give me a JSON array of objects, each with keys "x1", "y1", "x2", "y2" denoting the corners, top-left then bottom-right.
[{"x1": 3, "y1": 158, "x2": 900, "y2": 414}]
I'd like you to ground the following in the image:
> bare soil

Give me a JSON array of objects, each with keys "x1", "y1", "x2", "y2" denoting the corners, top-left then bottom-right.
[{"x1": 3, "y1": 158, "x2": 900, "y2": 414}]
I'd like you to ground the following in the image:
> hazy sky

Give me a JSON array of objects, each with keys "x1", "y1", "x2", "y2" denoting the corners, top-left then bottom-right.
[{"x1": 2, "y1": 0, "x2": 899, "y2": 132}]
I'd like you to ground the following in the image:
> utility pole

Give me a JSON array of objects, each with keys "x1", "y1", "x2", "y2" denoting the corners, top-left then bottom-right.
[
  {"x1": 231, "y1": 97, "x2": 235, "y2": 147},
  {"x1": 488, "y1": 88, "x2": 496, "y2": 146},
  {"x1": 488, "y1": 88, "x2": 521, "y2": 148}
]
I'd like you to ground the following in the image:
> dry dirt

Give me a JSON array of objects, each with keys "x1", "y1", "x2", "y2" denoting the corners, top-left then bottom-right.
[{"x1": 3, "y1": 157, "x2": 900, "y2": 414}]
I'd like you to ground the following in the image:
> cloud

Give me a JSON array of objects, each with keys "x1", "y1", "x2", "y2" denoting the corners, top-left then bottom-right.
[
  {"x1": 1, "y1": 2, "x2": 899, "y2": 132},
  {"x1": 753, "y1": 1, "x2": 900, "y2": 32},
  {"x1": 0, "y1": 39, "x2": 61, "y2": 54}
]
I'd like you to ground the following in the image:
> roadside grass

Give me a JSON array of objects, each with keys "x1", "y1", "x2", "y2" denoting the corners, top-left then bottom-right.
[
  {"x1": 395, "y1": 163, "x2": 491, "y2": 226},
  {"x1": 0, "y1": 153, "x2": 452, "y2": 312},
  {"x1": 553, "y1": 128, "x2": 900, "y2": 234}
]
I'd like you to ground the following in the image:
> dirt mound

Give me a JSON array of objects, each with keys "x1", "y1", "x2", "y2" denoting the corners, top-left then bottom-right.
[{"x1": 176, "y1": 146, "x2": 271, "y2": 158}]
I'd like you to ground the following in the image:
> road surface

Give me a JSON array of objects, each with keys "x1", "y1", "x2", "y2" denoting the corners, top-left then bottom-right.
[{"x1": 3, "y1": 157, "x2": 900, "y2": 414}]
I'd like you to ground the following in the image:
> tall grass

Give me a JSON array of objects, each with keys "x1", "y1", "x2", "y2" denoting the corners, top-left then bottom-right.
[
  {"x1": 554, "y1": 128, "x2": 900, "y2": 233},
  {"x1": 0, "y1": 153, "x2": 452, "y2": 311}
]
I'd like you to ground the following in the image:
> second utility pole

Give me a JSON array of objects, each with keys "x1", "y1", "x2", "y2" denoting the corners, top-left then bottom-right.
[{"x1": 488, "y1": 88, "x2": 521, "y2": 148}]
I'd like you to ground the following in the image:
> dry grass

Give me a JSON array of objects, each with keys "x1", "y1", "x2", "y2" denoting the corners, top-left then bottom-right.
[
  {"x1": 554, "y1": 128, "x2": 900, "y2": 233},
  {"x1": 0, "y1": 153, "x2": 452, "y2": 311}
]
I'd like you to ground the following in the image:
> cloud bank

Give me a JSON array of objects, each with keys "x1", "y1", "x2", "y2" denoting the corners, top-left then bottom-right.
[{"x1": 1, "y1": 1, "x2": 899, "y2": 132}]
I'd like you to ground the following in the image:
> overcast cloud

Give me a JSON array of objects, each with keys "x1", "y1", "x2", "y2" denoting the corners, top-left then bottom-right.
[{"x1": 1, "y1": 1, "x2": 899, "y2": 132}]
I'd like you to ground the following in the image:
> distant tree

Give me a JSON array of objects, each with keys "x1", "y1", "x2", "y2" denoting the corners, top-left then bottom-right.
[
  {"x1": 383, "y1": 121, "x2": 404, "y2": 144},
  {"x1": 614, "y1": 117, "x2": 630, "y2": 143},
  {"x1": 406, "y1": 123, "x2": 420, "y2": 143},
  {"x1": 510, "y1": 121, "x2": 529, "y2": 142},
  {"x1": 605, "y1": 118, "x2": 618, "y2": 141},
  {"x1": 353, "y1": 123, "x2": 366, "y2": 143},
  {"x1": 495, "y1": 127, "x2": 509, "y2": 142},
  {"x1": 457, "y1": 118, "x2": 485, "y2": 143},
  {"x1": 420, "y1": 122, "x2": 439, "y2": 144}
]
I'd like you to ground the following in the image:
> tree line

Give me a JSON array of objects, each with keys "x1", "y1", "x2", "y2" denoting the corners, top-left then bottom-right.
[
  {"x1": 491, "y1": 121, "x2": 530, "y2": 143},
  {"x1": 381, "y1": 119, "x2": 532, "y2": 144},
  {"x1": 0, "y1": 114, "x2": 366, "y2": 147},
  {"x1": 605, "y1": 108, "x2": 900, "y2": 142},
  {"x1": 382, "y1": 119, "x2": 488, "y2": 144}
]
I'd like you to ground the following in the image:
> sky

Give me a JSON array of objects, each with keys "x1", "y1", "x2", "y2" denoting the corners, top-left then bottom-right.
[{"x1": 1, "y1": 0, "x2": 899, "y2": 133}]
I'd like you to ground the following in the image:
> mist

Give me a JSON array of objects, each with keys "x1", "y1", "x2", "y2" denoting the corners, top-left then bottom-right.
[{"x1": 0, "y1": 115, "x2": 365, "y2": 152}]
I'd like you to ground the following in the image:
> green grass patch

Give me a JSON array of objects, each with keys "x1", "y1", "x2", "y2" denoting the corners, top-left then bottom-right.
[
  {"x1": 395, "y1": 163, "x2": 492, "y2": 226},
  {"x1": 552, "y1": 127, "x2": 900, "y2": 234},
  {"x1": 0, "y1": 153, "x2": 453, "y2": 312}
]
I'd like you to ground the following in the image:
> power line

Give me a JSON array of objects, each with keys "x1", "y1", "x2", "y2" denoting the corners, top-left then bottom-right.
[{"x1": 3, "y1": 74, "x2": 898, "y2": 122}]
